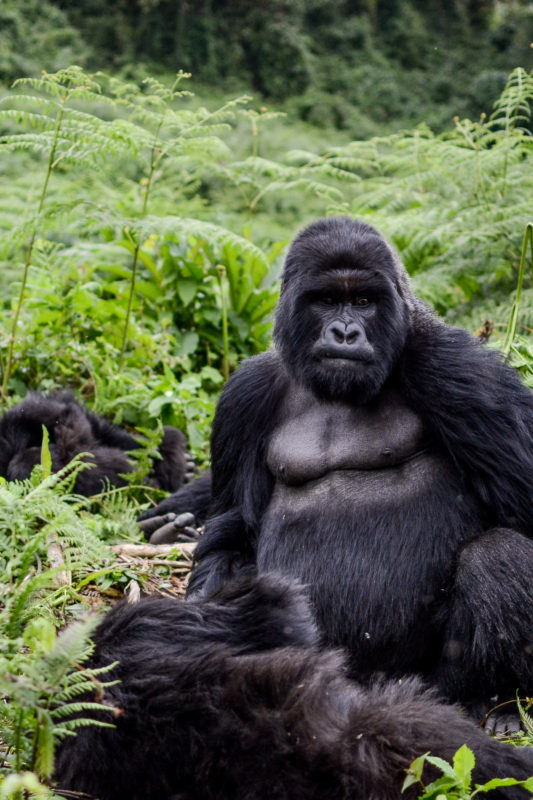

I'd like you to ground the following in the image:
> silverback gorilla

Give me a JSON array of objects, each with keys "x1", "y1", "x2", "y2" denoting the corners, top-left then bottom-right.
[
  {"x1": 184, "y1": 217, "x2": 533, "y2": 727},
  {"x1": 55, "y1": 575, "x2": 533, "y2": 800}
]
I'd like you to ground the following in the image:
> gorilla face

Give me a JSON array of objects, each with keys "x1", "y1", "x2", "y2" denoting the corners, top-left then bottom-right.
[{"x1": 274, "y1": 218, "x2": 410, "y2": 403}]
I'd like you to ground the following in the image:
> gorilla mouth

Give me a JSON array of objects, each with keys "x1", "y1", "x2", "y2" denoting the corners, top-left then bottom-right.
[
  {"x1": 314, "y1": 343, "x2": 374, "y2": 363},
  {"x1": 318, "y1": 351, "x2": 373, "y2": 365},
  {"x1": 324, "y1": 355, "x2": 367, "y2": 362}
]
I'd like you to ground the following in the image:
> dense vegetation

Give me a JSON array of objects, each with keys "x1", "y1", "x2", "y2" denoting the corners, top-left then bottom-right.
[
  {"x1": 1, "y1": 0, "x2": 533, "y2": 134},
  {"x1": 0, "y1": 2, "x2": 532, "y2": 794}
]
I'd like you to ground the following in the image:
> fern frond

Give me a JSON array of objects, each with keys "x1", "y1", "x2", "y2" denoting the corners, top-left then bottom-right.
[
  {"x1": 490, "y1": 67, "x2": 533, "y2": 133},
  {"x1": 53, "y1": 717, "x2": 116, "y2": 738},
  {"x1": 517, "y1": 697, "x2": 533, "y2": 736},
  {"x1": 51, "y1": 701, "x2": 117, "y2": 720}
]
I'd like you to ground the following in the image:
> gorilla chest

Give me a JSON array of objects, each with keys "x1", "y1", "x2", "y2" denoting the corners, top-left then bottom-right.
[
  {"x1": 266, "y1": 388, "x2": 429, "y2": 487},
  {"x1": 259, "y1": 389, "x2": 478, "y2": 668}
]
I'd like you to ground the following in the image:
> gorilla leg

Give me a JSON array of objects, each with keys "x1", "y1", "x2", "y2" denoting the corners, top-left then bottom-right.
[{"x1": 437, "y1": 528, "x2": 533, "y2": 727}]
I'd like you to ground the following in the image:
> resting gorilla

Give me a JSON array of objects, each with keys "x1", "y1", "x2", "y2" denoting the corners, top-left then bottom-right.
[
  {"x1": 178, "y1": 217, "x2": 533, "y2": 728},
  {"x1": 0, "y1": 391, "x2": 201, "y2": 500},
  {"x1": 54, "y1": 575, "x2": 533, "y2": 800}
]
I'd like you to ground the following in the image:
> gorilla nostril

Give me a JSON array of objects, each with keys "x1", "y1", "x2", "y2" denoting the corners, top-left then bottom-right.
[{"x1": 324, "y1": 321, "x2": 363, "y2": 347}]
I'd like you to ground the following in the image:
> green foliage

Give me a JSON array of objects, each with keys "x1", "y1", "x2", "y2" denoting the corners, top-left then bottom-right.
[
  {"x1": 52, "y1": 0, "x2": 313, "y2": 100},
  {"x1": 0, "y1": 0, "x2": 87, "y2": 83},
  {"x1": 1, "y1": 616, "x2": 116, "y2": 790},
  {"x1": 503, "y1": 223, "x2": 533, "y2": 357},
  {"x1": 89, "y1": 72, "x2": 253, "y2": 366},
  {"x1": 1, "y1": 65, "x2": 533, "y2": 428},
  {"x1": 2, "y1": 0, "x2": 532, "y2": 141},
  {"x1": 0, "y1": 68, "x2": 283, "y2": 456},
  {"x1": 0, "y1": 458, "x2": 119, "y2": 794},
  {"x1": 402, "y1": 744, "x2": 533, "y2": 799},
  {"x1": 0, "y1": 66, "x2": 129, "y2": 399},
  {"x1": 0, "y1": 460, "x2": 104, "y2": 596},
  {"x1": 517, "y1": 697, "x2": 533, "y2": 740}
]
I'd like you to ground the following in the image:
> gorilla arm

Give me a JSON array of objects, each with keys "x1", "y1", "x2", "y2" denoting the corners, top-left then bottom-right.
[
  {"x1": 402, "y1": 304, "x2": 533, "y2": 534},
  {"x1": 187, "y1": 351, "x2": 288, "y2": 597}
]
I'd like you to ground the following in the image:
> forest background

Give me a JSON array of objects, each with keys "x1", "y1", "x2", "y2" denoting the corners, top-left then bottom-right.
[{"x1": 0, "y1": 2, "x2": 533, "y2": 797}]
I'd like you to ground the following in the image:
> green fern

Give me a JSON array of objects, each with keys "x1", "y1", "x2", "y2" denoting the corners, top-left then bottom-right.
[
  {"x1": 1, "y1": 616, "x2": 117, "y2": 784},
  {"x1": 0, "y1": 456, "x2": 120, "y2": 792},
  {"x1": 490, "y1": 67, "x2": 533, "y2": 135},
  {"x1": 0, "y1": 67, "x2": 132, "y2": 400},
  {"x1": 93, "y1": 72, "x2": 251, "y2": 366}
]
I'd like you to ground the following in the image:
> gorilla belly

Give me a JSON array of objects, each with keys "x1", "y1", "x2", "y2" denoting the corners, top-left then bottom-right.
[
  {"x1": 258, "y1": 461, "x2": 481, "y2": 677},
  {"x1": 259, "y1": 392, "x2": 485, "y2": 677}
]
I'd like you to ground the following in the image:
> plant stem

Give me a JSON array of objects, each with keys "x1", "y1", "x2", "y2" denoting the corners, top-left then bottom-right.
[
  {"x1": 118, "y1": 128, "x2": 162, "y2": 368},
  {"x1": 1, "y1": 99, "x2": 66, "y2": 401},
  {"x1": 216, "y1": 265, "x2": 230, "y2": 382},
  {"x1": 503, "y1": 222, "x2": 533, "y2": 354},
  {"x1": 118, "y1": 239, "x2": 141, "y2": 369},
  {"x1": 14, "y1": 707, "x2": 23, "y2": 773}
]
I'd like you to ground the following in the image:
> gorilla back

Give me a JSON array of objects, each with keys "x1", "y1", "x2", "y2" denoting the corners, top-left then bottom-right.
[
  {"x1": 55, "y1": 576, "x2": 533, "y2": 800},
  {"x1": 189, "y1": 217, "x2": 533, "y2": 718}
]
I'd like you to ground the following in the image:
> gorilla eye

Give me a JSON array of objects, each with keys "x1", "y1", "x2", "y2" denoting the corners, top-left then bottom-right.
[
  {"x1": 355, "y1": 297, "x2": 370, "y2": 307},
  {"x1": 322, "y1": 297, "x2": 336, "y2": 305}
]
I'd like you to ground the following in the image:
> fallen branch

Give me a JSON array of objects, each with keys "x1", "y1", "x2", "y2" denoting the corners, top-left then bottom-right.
[{"x1": 110, "y1": 542, "x2": 196, "y2": 559}]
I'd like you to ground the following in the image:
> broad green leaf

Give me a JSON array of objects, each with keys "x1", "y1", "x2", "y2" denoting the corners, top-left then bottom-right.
[
  {"x1": 425, "y1": 755, "x2": 460, "y2": 780},
  {"x1": 40, "y1": 426, "x2": 52, "y2": 478},
  {"x1": 452, "y1": 744, "x2": 475, "y2": 787},
  {"x1": 478, "y1": 777, "x2": 522, "y2": 792},
  {"x1": 177, "y1": 278, "x2": 197, "y2": 306}
]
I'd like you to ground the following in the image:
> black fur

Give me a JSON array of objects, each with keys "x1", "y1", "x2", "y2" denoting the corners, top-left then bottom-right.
[
  {"x1": 0, "y1": 391, "x2": 189, "y2": 496},
  {"x1": 188, "y1": 217, "x2": 533, "y2": 717},
  {"x1": 54, "y1": 575, "x2": 533, "y2": 800},
  {"x1": 138, "y1": 469, "x2": 213, "y2": 526}
]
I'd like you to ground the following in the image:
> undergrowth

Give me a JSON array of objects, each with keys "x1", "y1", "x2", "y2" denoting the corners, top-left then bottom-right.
[
  {"x1": 404, "y1": 743, "x2": 533, "y2": 800},
  {"x1": 0, "y1": 452, "x2": 115, "y2": 798}
]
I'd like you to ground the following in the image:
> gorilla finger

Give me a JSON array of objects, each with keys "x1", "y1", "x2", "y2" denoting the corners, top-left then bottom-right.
[
  {"x1": 175, "y1": 512, "x2": 196, "y2": 528},
  {"x1": 149, "y1": 518, "x2": 200, "y2": 545},
  {"x1": 485, "y1": 713, "x2": 522, "y2": 737},
  {"x1": 149, "y1": 521, "x2": 181, "y2": 544},
  {"x1": 176, "y1": 526, "x2": 201, "y2": 543},
  {"x1": 138, "y1": 513, "x2": 176, "y2": 535}
]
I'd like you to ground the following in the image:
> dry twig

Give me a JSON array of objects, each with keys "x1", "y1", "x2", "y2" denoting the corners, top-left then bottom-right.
[{"x1": 110, "y1": 542, "x2": 196, "y2": 558}]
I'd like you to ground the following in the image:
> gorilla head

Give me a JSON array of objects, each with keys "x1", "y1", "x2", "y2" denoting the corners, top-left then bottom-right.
[{"x1": 274, "y1": 217, "x2": 413, "y2": 403}]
